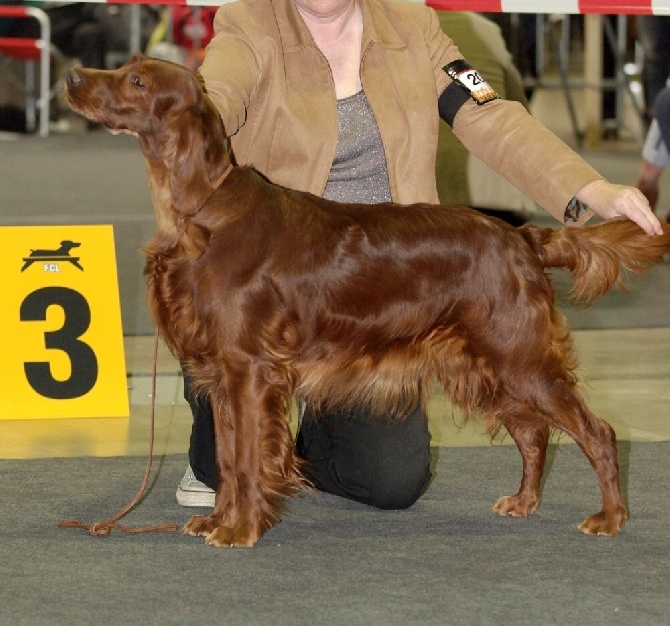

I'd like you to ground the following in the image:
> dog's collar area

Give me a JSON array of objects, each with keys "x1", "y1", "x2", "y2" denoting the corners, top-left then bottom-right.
[
  {"x1": 212, "y1": 164, "x2": 233, "y2": 189},
  {"x1": 190, "y1": 164, "x2": 234, "y2": 215},
  {"x1": 109, "y1": 127, "x2": 138, "y2": 137}
]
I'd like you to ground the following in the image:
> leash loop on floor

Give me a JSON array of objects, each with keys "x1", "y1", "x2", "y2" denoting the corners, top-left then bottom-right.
[{"x1": 58, "y1": 328, "x2": 179, "y2": 537}]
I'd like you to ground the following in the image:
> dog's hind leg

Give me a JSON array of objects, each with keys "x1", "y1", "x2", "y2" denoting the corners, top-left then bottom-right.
[
  {"x1": 510, "y1": 377, "x2": 627, "y2": 535},
  {"x1": 492, "y1": 417, "x2": 550, "y2": 518},
  {"x1": 552, "y1": 393, "x2": 628, "y2": 536}
]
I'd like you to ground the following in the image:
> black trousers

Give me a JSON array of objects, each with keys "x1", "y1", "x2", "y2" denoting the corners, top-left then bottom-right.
[{"x1": 183, "y1": 374, "x2": 432, "y2": 510}]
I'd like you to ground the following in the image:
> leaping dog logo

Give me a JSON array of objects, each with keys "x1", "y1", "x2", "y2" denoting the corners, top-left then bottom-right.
[{"x1": 21, "y1": 240, "x2": 83, "y2": 272}]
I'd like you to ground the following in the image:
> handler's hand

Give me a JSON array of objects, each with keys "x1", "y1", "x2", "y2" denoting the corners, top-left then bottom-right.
[{"x1": 577, "y1": 179, "x2": 663, "y2": 236}]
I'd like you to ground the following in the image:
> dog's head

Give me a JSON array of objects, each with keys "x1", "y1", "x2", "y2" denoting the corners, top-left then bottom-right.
[
  {"x1": 59, "y1": 240, "x2": 81, "y2": 251},
  {"x1": 65, "y1": 55, "x2": 232, "y2": 215}
]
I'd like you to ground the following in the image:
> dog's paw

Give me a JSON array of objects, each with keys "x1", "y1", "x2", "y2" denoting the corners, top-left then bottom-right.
[
  {"x1": 183, "y1": 513, "x2": 221, "y2": 537},
  {"x1": 493, "y1": 494, "x2": 540, "y2": 518},
  {"x1": 578, "y1": 508, "x2": 628, "y2": 536},
  {"x1": 205, "y1": 524, "x2": 261, "y2": 548},
  {"x1": 183, "y1": 514, "x2": 263, "y2": 547}
]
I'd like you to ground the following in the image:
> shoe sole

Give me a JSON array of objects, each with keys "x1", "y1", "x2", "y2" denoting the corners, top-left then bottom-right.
[{"x1": 176, "y1": 488, "x2": 215, "y2": 508}]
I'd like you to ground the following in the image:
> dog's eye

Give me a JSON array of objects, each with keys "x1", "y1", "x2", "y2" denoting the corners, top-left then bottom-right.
[{"x1": 130, "y1": 74, "x2": 146, "y2": 89}]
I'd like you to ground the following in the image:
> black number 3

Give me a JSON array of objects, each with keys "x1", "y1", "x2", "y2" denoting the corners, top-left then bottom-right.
[{"x1": 20, "y1": 286, "x2": 98, "y2": 399}]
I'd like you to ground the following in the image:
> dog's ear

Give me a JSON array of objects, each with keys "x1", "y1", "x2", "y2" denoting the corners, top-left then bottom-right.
[
  {"x1": 167, "y1": 92, "x2": 228, "y2": 215},
  {"x1": 124, "y1": 53, "x2": 145, "y2": 68},
  {"x1": 168, "y1": 121, "x2": 215, "y2": 215}
]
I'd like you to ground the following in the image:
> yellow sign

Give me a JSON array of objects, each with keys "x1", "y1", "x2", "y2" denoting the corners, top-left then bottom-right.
[{"x1": 0, "y1": 225, "x2": 129, "y2": 419}]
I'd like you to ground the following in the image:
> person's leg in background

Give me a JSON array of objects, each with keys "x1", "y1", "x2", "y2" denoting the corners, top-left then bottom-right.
[
  {"x1": 296, "y1": 403, "x2": 432, "y2": 510},
  {"x1": 635, "y1": 88, "x2": 670, "y2": 212},
  {"x1": 176, "y1": 370, "x2": 217, "y2": 506},
  {"x1": 178, "y1": 370, "x2": 433, "y2": 510},
  {"x1": 637, "y1": 16, "x2": 670, "y2": 119}
]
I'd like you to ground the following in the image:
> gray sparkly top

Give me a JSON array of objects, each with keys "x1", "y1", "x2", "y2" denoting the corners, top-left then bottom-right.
[{"x1": 323, "y1": 90, "x2": 392, "y2": 204}]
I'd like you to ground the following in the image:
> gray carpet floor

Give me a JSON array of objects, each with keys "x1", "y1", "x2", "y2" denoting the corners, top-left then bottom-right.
[{"x1": 2, "y1": 444, "x2": 669, "y2": 625}]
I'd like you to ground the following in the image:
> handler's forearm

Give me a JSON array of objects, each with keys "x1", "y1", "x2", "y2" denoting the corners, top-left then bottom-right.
[{"x1": 452, "y1": 99, "x2": 602, "y2": 225}]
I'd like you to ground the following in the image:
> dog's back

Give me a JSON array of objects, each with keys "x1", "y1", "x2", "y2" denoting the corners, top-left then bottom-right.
[{"x1": 166, "y1": 173, "x2": 559, "y2": 416}]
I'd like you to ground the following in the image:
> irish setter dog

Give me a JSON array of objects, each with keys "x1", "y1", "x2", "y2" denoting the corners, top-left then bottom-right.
[{"x1": 65, "y1": 57, "x2": 670, "y2": 547}]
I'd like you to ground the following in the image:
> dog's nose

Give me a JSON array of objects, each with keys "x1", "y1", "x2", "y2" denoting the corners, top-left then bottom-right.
[{"x1": 66, "y1": 69, "x2": 83, "y2": 87}]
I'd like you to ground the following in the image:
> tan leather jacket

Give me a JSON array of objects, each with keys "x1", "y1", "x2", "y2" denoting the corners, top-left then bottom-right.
[{"x1": 200, "y1": 0, "x2": 599, "y2": 224}]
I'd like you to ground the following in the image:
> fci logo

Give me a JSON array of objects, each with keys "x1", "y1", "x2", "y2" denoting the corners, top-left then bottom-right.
[{"x1": 21, "y1": 240, "x2": 84, "y2": 272}]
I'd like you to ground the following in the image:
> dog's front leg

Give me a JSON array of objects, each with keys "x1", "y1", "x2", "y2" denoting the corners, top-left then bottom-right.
[
  {"x1": 182, "y1": 385, "x2": 240, "y2": 543},
  {"x1": 183, "y1": 366, "x2": 304, "y2": 547}
]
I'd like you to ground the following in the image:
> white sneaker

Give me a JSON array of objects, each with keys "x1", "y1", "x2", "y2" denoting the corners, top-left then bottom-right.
[{"x1": 176, "y1": 465, "x2": 215, "y2": 507}]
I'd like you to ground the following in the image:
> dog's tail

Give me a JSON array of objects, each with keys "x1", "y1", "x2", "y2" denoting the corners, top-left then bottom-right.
[{"x1": 519, "y1": 218, "x2": 670, "y2": 303}]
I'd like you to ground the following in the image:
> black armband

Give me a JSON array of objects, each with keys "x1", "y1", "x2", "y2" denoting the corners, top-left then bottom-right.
[
  {"x1": 438, "y1": 82, "x2": 470, "y2": 127},
  {"x1": 438, "y1": 59, "x2": 499, "y2": 127}
]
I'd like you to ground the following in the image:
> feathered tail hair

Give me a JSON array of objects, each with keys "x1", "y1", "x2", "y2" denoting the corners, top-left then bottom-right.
[{"x1": 519, "y1": 218, "x2": 670, "y2": 303}]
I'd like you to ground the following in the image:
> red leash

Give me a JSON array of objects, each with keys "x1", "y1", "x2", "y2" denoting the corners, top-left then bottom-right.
[{"x1": 58, "y1": 329, "x2": 179, "y2": 537}]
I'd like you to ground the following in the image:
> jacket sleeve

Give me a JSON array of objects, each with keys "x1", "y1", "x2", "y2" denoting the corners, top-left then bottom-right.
[
  {"x1": 198, "y1": 4, "x2": 262, "y2": 136},
  {"x1": 423, "y1": 8, "x2": 460, "y2": 101},
  {"x1": 450, "y1": 97, "x2": 600, "y2": 225}
]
